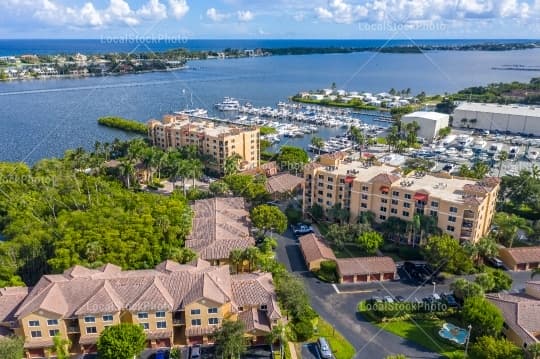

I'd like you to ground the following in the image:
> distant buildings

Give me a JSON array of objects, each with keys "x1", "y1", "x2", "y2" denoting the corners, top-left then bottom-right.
[
  {"x1": 0, "y1": 260, "x2": 281, "y2": 357},
  {"x1": 453, "y1": 102, "x2": 540, "y2": 135},
  {"x1": 303, "y1": 153, "x2": 500, "y2": 243},
  {"x1": 401, "y1": 111, "x2": 450, "y2": 143},
  {"x1": 298, "y1": 89, "x2": 414, "y2": 108},
  {"x1": 147, "y1": 114, "x2": 260, "y2": 174}
]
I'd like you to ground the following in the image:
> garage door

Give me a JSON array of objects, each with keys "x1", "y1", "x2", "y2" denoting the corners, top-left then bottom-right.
[
  {"x1": 369, "y1": 273, "x2": 381, "y2": 281},
  {"x1": 517, "y1": 263, "x2": 527, "y2": 271},
  {"x1": 383, "y1": 273, "x2": 395, "y2": 280},
  {"x1": 356, "y1": 274, "x2": 368, "y2": 282},
  {"x1": 342, "y1": 275, "x2": 354, "y2": 283},
  {"x1": 190, "y1": 336, "x2": 203, "y2": 345}
]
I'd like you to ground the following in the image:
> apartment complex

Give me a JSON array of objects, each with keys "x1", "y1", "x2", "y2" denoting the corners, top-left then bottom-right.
[
  {"x1": 147, "y1": 114, "x2": 260, "y2": 173},
  {"x1": 303, "y1": 153, "x2": 500, "y2": 243},
  {"x1": 186, "y1": 197, "x2": 255, "y2": 265},
  {"x1": 1, "y1": 260, "x2": 281, "y2": 358}
]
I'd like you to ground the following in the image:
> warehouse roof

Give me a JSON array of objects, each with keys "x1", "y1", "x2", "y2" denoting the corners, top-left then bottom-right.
[
  {"x1": 454, "y1": 102, "x2": 540, "y2": 117},
  {"x1": 402, "y1": 111, "x2": 449, "y2": 121}
]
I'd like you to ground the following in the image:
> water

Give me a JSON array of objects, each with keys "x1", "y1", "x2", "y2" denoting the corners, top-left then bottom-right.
[
  {"x1": 0, "y1": 39, "x2": 537, "y2": 56},
  {"x1": 1, "y1": 48, "x2": 540, "y2": 163}
]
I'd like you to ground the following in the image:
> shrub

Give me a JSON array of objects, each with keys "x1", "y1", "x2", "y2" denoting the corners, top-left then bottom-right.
[{"x1": 292, "y1": 319, "x2": 314, "y2": 342}]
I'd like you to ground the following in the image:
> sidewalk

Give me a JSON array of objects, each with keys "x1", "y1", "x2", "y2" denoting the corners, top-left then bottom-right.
[{"x1": 288, "y1": 342, "x2": 298, "y2": 359}]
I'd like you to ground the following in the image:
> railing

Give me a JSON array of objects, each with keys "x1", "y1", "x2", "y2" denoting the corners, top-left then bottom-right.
[
  {"x1": 67, "y1": 326, "x2": 80, "y2": 333},
  {"x1": 172, "y1": 318, "x2": 185, "y2": 326}
]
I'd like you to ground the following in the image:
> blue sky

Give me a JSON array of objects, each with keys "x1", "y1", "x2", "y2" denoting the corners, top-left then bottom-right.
[{"x1": 1, "y1": 0, "x2": 540, "y2": 39}]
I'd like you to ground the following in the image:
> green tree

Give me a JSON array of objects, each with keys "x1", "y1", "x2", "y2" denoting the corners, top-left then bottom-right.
[
  {"x1": 169, "y1": 248, "x2": 197, "y2": 264},
  {"x1": 404, "y1": 121, "x2": 420, "y2": 146},
  {"x1": 493, "y1": 212, "x2": 531, "y2": 247},
  {"x1": 209, "y1": 180, "x2": 230, "y2": 196},
  {"x1": 213, "y1": 320, "x2": 247, "y2": 359},
  {"x1": 470, "y1": 336, "x2": 523, "y2": 359},
  {"x1": 292, "y1": 319, "x2": 313, "y2": 341},
  {"x1": 328, "y1": 203, "x2": 349, "y2": 224},
  {"x1": 251, "y1": 204, "x2": 287, "y2": 235},
  {"x1": 350, "y1": 126, "x2": 366, "y2": 155},
  {"x1": 53, "y1": 335, "x2": 70, "y2": 359},
  {"x1": 229, "y1": 249, "x2": 244, "y2": 274},
  {"x1": 0, "y1": 336, "x2": 24, "y2": 359},
  {"x1": 475, "y1": 273, "x2": 496, "y2": 292},
  {"x1": 498, "y1": 150, "x2": 508, "y2": 177},
  {"x1": 528, "y1": 342, "x2": 540, "y2": 359},
  {"x1": 97, "y1": 323, "x2": 146, "y2": 359},
  {"x1": 490, "y1": 269, "x2": 512, "y2": 292},
  {"x1": 451, "y1": 278, "x2": 484, "y2": 300},
  {"x1": 224, "y1": 153, "x2": 242, "y2": 176},
  {"x1": 385, "y1": 355, "x2": 408, "y2": 359},
  {"x1": 309, "y1": 204, "x2": 324, "y2": 221},
  {"x1": 277, "y1": 146, "x2": 309, "y2": 175},
  {"x1": 310, "y1": 136, "x2": 325, "y2": 155},
  {"x1": 356, "y1": 231, "x2": 383, "y2": 254},
  {"x1": 461, "y1": 296, "x2": 504, "y2": 340},
  {"x1": 423, "y1": 235, "x2": 474, "y2": 274}
]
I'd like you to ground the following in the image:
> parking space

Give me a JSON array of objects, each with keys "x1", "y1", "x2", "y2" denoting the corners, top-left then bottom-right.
[{"x1": 301, "y1": 343, "x2": 321, "y2": 359}]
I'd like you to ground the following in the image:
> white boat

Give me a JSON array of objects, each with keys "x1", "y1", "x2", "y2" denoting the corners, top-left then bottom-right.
[
  {"x1": 472, "y1": 139, "x2": 487, "y2": 151},
  {"x1": 447, "y1": 147, "x2": 458, "y2": 156},
  {"x1": 442, "y1": 135, "x2": 457, "y2": 146},
  {"x1": 174, "y1": 108, "x2": 208, "y2": 117},
  {"x1": 487, "y1": 143, "x2": 503, "y2": 156},
  {"x1": 508, "y1": 146, "x2": 520, "y2": 159},
  {"x1": 461, "y1": 148, "x2": 474, "y2": 158},
  {"x1": 456, "y1": 135, "x2": 472, "y2": 147},
  {"x1": 215, "y1": 97, "x2": 240, "y2": 111},
  {"x1": 527, "y1": 150, "x2": 539, "y2": 161}
]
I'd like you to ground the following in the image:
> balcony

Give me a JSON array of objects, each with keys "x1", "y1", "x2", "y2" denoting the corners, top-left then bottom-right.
[
  {"x1": 464, "y1": 210, "x2": 475, "y2": 220},
  {"x1": 173, "y1": 318, "x2": 185, "y2": 326},
  {"x1": 67, "y1": 326, "x2": 80, "y2": 333}
]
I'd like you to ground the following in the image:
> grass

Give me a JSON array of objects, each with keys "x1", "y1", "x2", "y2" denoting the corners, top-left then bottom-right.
[
  {"x1": 312, "y1": 317, "x2": 356, "y2": 359},
  {"x1": 357, "y1": 301, "x2": 464, "y2": 358},
  {"x1": 331, "y1": 244, "x2": 374, "y2": 258}
]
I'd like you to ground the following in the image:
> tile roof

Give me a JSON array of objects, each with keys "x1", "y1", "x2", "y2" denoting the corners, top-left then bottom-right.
[
  {"x1": 0, "y1": 287, "x2": 29, "y2": 323},
  {"x1": 265, "y1": 173, "x2": 304, "y2": 194},
  {"x1": 239, "y1": 308, "x2": 271, "y2": 333},
  {"x1": 370, "y1": 173, "x2": 400, "y2": 185},
  {"x1": 232, "y1": 273, "x2": 282, "y2": 320},
  {"x1": 336, "y1": 257, "x2": 397, "y2": 276},
  {"x1": 186, "y1": 326, "x2": 218, "y2": 337},
  {"x1": 186, "y1": 197, "x2": 255, "y2": 260},
  {"x1": 24, "y1": 338, "x2": 54, "y2": 349},
  {"x1": 299, "y1": 234, "x2": 336, "y2": 264},
  {"x1": 500, "y1": 246, "x2": 540, "y2": 264}
]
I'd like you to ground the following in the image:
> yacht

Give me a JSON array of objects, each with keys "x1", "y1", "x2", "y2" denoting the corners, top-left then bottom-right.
[
  {"x1": 527, "y1": 150, "x2": 539, "y2": 161},
  {"x1": 487, "y1": 143, "x2": 503, "y2": 156},
  {"x1": 508, "y1": 146, "x2": 520, "y2": 159},
  {"x1": 174, "y1": 108, "x2": 208, "y2": 117},
  {"x1": 446, "y1": 147, "x2": 459, "y2": 157},
  {"x1": 472, "y1": 139, "x2": 487, "y2": 152},
  {"x1": 456, "y1": 135, "x2": 472, "y2": 147},
  {"x1": 215, "y1": 97, "x2": 240, "y2": 111},
  {"x1": 461, "y1": 148, "x2": 474, "y2": 158}
]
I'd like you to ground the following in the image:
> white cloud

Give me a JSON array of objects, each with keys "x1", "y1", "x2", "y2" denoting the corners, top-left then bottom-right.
[
  {"x1": 315, "y1": 0, "x2": 369, "y2": 24},
  {"x1": 168, "y1": 0, "x2": 189, "y2": 19},
  {"x1": 237, "y1": 10, "x2": 254, "y2": 22},
  {"x1": 137, "y1": 0, "x2": 168, "y2": 20},
  {"x1": 206, "y1": 8, "x2": 231, "y2": 22},
  {"x1": 293, "y1": 12, "x2": 305, "y2": 21}
]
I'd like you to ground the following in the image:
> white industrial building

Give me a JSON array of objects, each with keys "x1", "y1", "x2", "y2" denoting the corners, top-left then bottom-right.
[
  {"x1": 401, "y1": 111, "x2": 450, "y2": 142},
  {"x1": 453, "y1": 102, "x2": 540, "y2": 135}
]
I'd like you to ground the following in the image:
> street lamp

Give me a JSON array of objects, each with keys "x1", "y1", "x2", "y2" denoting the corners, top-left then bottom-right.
[
  {"x1": 432, "y1": 281, "x2": 436, "y2": 295},
  {"x1": 465, "y1": 324, "x2": 472, "y2": 357}
]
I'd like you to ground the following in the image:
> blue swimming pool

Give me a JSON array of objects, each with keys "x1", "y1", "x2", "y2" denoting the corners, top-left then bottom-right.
[{"x1": 438, "y1": 323, "x2": 468, "y2": 345}]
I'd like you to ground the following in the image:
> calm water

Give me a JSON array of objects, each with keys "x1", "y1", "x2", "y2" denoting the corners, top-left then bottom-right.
[{"x1": 1, "y1": 48, "x2": 540, "y2": 163}]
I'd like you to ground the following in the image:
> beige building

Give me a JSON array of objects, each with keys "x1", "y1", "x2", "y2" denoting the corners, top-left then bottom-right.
[
  {"x1": 299, "y1": 233, "x2": 336, "y2": 271},
  {"x1": 3, "y1": 260, "x2": 281, "y2": 358},
  {"x1": 487, "y1": 281, "x2": 540, "y2": 350},
  {"x1": 336, "y1": 257, "x2": 397, "y2": 283},
  {"x1": 147, "y1": 115, "x2": 260, "y2": 174},
  {"x1": 498, "y1": 246, "x2": 540, "y2": 271},
  {"x1": 303, "y1": 153, "x2": 500, "y2": 243}
]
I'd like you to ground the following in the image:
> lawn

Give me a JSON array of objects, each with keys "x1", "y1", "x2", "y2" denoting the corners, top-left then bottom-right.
[
  {"x1": 312, "y1": 317, "x2": 356, "y2": 359},
  {"x1": 357, "y1": 301, "x2": 464, "y2": 358},
  {"x1": 331, "y1": 244, "x2": 373, "y2": 258}
]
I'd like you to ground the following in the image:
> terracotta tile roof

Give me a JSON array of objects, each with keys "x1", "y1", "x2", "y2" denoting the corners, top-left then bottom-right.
[
  {"x1": 265, "y1": 173, "x2": 304, "y2": 194},
  {"x1": 370, "y1": 173, "x2": 400, "y2": 185},
  {"x1": 232, "y1": 273, "x2": 282, "y2": 320},
  {"x1": 320, "y1": 152, "x2": 346, "y2": 161},
  {"x1": 299, "y1": 234, "x2": 336, "y2": 264},
  {"x1": 0, "y1": 287, "x2": 29, "y2": 323},
  {"x1": 336, "y1": 257, "x2": 397, "y2": 276},
  {"x1": 146, "y1": 330, "x2": 172, "y2": 340},
  {"x1": 24, "y1": 338, "x2": 54, "y2": 349},
  {"x1": 186, "y1": 326, "x2": 218, "y2": 337},
  {"x1": 479, "y1": 177, "x2": 501, "y2": 188},
  {"x1": 239, "y1": 308, "x2": 271, "y2": 333},
  {"x1": 500, "y1": 246, "x2": 540, "y2": 264},
  {"x1": 79, "y1": 335, "x2": 100, "y2": 345},
  {"x1": 487, "y1": 290, "x2": 540, "y2": 344},
  {"x1": 304, "y1": 162, "x2": 322, "y2": 172},
  {"x1": 463, "y1": 184, "x2": 489, "y2": 194},
  {"x1": 186, "y1": 198, "x2": 255, "y2": 261}
]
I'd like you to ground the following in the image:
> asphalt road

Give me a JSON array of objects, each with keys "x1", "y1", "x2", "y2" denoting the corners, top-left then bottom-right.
[{"x1": 274, "y1": 228, "x2": 533, "y2": 359}]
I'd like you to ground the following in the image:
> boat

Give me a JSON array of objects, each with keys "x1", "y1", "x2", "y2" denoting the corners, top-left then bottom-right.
[
  {"x1": 472, "y1": 139, "x2": 487, "y2": 152},
  {"x1": 442, "y1": 135, "x2": 457, "y2": 146},
  {"x1": 174, "y1": 108, "x2": 208, "y2": 117},
  {"x1": 487, "y1": 143, "x2": 503, "y2": 156},
  {"x1": 508, "y1": 146, "x2": 520, "y2": 159},
  {"x1": 527, "y1": 150, "x2": 539, "y2": 161},
  {"x1": 461, "y1": 148, "x2": 474, "y2": 158},
  {"x1": 215, "y1": 97, "x2": 240, "y2": 111},
  {"x1": 446, "y1": 147, "x2": 458, "y2": 157}
]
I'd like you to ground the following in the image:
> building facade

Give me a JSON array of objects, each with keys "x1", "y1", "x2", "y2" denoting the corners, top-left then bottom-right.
[
  {"x1": 4, "y1": 260, "x2": 281, "y2": 358},
  {"x1": 148, "y1": 115, "x2": 260, "y2": 174},
  {"x1": 303, "y1": 154, "x2": 500, "y2": 243},
  {"x1": 453, "y1": 102, "x2": 540, "y2": 135},
  {"x1": 401, "y1": 111, "x2": 449, "y2": 142}
]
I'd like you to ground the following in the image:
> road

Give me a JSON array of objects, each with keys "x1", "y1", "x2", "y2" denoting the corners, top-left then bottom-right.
[{"x1": 274, "y1": 228, "x2": 532, "y2": 359}]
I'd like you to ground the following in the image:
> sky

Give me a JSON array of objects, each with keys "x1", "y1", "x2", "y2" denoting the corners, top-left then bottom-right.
[{"x1": 0, "y1": 0, "x2": 540, "y2": 39}]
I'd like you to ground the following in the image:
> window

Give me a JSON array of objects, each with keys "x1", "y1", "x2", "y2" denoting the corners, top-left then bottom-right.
[
  {"x1": 403, "y1": 202, "x2": 410, "y2": 208},
  {"x1": 326, "y1": 193, "x2": 332, "y2": 198},
  {"x1": 238, "y1": 306, "x2": 244, "y2": 312},
  {"x1": 318, "y1": 190, "x2": 323, "y2": 195},
  {"x1": 391, "y1": 199, "x2": 398, "y2": 205},
  {"x1": 29, "y1": 320, "x2": 40, "y2": 327},
  {"x1": 47, "y1": 319, "x2": 58, "y2": 326},
  {"x1": 402, "y1": 211, "x2": 410, "y2": 217},
  {"x1": 380, "y1": 206, "x2": 387, "y2": 212},
  {"x1": 191, "y1": 319, "x2": 202, "y2": 326},
  {"x1": 260, "y1": 304, "x2": 268, "y2": 311},
  {"x1": 430, "y1": 210, "x2": 438, "y2": 217},
  {"x1": 103, "y1": 314, "x2": 113, "y2": 322},
  {"x1": 49, "y1": 329, "x2": 60, "y2": 337},
  {"x1": 390, "y1": 208, "x2": 398, "y2": 214},
  {"x1": 318, "y1": 175, "x2": 324, "y2": 179},
  {"x1": 84, "y1": 316, "x2": 95, "y2": 323},
  {"x1": 379, "y1": 215, "x2": 386, "y2": 220},
  {"x1": 448, "y1": 216, "x2": 457, "y2": 222},
  {"x1": 362, "y1": 185, "x2": 369, "y2": 192},
  {"x1": 326, "y1": 201, "x2": 332, "y2": 206},
  {"x1": 450, "y1": 206, "x2": 458, "y2": 213},
  {"x1": 156, "y1": 311, "x2": 166, "y2": 318},
  {"x1": 208, "y1": 308, "x2": 218, "y2": 314},
  {"x1": 86, "y1": 327, "x2": 97, "y2": 334},
  {"x1": 31, "y1": 331, "x2": 42, "y2": 338},
  {"x1": 404, "y1": 193, "x2": 411, "y2": 200},
  {"x1": 361, "y1": 203, "x2": 367, "y2": 209},
  {"x1": 431, "y1": 201, "x2": 439, "y2": 207},
  {"x1": 392, "y1": 191, "x2": 400, "y2": 197},
  {"x1": 361, "y1": 194, "x2": 368, "y2": 200},
  {"x1": 327, "y1": 177, "x2": 334, "y2": 182},
  {"x1": 140, "y1": 323, "x2": 149, "y2": 330},
  {"x1": 208, "y1": 318, "x2": 219, "y2": 325},
  {"x1": 157, "y1": 321, "x2": 167, "y2": 329},
  {"x1": 381, "y1": 198, "x2": 387, "y2": 204},
  {"x1": 447, "y1": 225, "x2": 455, "y2": 232},
  {"x1": 327, "y1": 185, "x2": 333, "y2": 190},
  {"x1": 137, "y1": 312, "x2": 148, "y2": 320}
]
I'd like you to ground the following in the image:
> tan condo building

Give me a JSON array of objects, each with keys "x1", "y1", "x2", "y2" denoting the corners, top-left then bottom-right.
[
  {"x1": 303, "y1": 153, "x2": 500, "y2": 243},
  {"x1": 147, "y1": 114, "x2": 260, "y2": 174},
  {"x1": 0, "y1": 260, "x2": 281, "y2": 358}
]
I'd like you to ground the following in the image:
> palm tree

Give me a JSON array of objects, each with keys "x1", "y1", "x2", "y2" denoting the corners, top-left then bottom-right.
[
  {"x1": 531, "y1": 164, "x2": 540, "y2": 180},
  {"x1": 118, "y1": 159, "x2": 135, "y2": 188},
  {"x1": 386, "y1": 125, "x2": 400, "y2": 152},
  {"x1": 229, "y1": 249, "x2": 244, "y2": 274},
  {"x1": 310, "y1": 136, "x2": 325, "y2": 155},
  {"x1": 498, "y1": 150, "x2": 508, "y2": 176},
  {"x1": 350, "y1": 126, "x2": 365, "y2": 155},
  {"x1": 141, "y1": 148, "x2": 158, "y2": 183},
  {"x1": 475, "y1": 236, "x2": 499, "y2": 264},
  {"x1": 243, "y1": 247, "x2": 260, "y2": 272},
  {"x1": 224, "y1": 153, "x2": 242, "y2": 176},
  {"x1": 528, "y1": 342, "x2": 540, "y2": 359},
  {"x1": 186, "y1": 159, "x2": 204, "y2": 187},
  {"x1": 328, "y1": 203, "x2": 349, "y2": 224},
  {"x1": 493, "y1": 212, "x2": 531, "y2": 248}
]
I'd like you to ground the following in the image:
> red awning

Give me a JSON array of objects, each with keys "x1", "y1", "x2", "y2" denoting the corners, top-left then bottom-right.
[
  {"x1": 380, "y1": 186, "x2": 389, "y2": 192},
  {"x1": 414, "y1": 193, "x2": 428, "y2": 201},
  {"x1": 344, "y1": 176, "x2": 355, "y2": 184}
]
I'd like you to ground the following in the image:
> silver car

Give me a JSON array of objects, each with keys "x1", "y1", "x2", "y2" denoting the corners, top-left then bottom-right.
[{"x1": 317, "y1": 337, "x2": 333, "y2": 359}]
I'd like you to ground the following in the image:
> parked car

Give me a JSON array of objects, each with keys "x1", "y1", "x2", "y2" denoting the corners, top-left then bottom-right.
[
  {"x1": 442, "y1": 293, "x2": 459, "y2": 308},
  {"x1": 190, "y1": 345, "x2": 201, "y2": 359},
  {"x1": 291, "y1": 223, "x2": 313, "y2": 236},
  {"x1": 383, "y1": 296, "x2": 394, "y2": 303},
  {"x1": 155, "y1": 350, "x2": 168, "y2": 359},
  {"x1": 370, "y1": 296, "x2": 383, "y2": 304},
  {"x1": 395, "y1": 295, "x2": 405, "y2": 302},
  {"x1": 488, "y1": 257, "x2": 505, "y2": 269},
  {"x1": 317, "y1": 337, "x2": 333, "y2": 359},
  {"x1": 432, "y1": 293, "x2": 441, "y2": 301}
]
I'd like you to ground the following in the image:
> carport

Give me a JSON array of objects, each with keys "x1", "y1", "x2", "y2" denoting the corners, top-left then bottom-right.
[{"x1": 336, "y1": 257, "x2": 396, "y2": 284}]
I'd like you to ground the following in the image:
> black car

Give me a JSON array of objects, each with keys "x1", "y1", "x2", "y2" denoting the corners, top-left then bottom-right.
[
  {"x1": 442, "y1": 294, "x2": 459, "y2": 308},
  {"x1": 395, "y1": 295, "x2": 405, "y2": 302}
]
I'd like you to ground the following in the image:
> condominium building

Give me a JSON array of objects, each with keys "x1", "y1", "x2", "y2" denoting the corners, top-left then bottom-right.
[
  {"x1": 147, "y1": 115, "x2": 260, "y2": 174},
  {"x1": 2, "y1": 260, "x2": 281, "y2": 358},
  {"x1": 303, "y1": 153, "x2": 500, "y2": 243}
]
